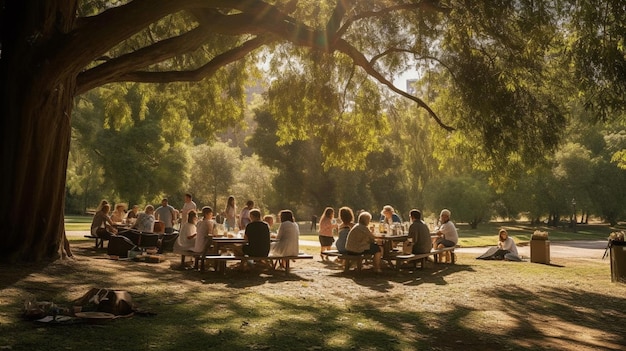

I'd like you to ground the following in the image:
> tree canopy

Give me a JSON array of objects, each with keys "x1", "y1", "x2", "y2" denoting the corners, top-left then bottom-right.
[{"x1": 1, "y1": 0, "x2": 625, "y2": 262}]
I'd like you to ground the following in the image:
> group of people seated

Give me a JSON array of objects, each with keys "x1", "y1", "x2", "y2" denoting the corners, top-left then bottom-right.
[
  {"x1": 173, "y1": 204, "x2": 301, "y2": 265},
  {"x1": 90, "y1": 198, "x2": 184, "y2": 241},
  {"x1": 320, "y1": 205, "x2": 461, "y2": 271}
]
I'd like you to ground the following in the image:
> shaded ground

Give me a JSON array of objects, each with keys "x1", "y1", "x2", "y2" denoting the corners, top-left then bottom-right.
[{"x1": 1, "y1": 238, "x2": 625, "y2": 351}]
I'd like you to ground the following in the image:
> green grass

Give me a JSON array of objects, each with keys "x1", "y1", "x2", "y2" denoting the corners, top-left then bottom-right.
[
  {"x1": 2, "y1": 243, "x2": 625, "y2": 351},
  {"x1": 65, "y1": 215, "x2": 623, "y2": 247}
]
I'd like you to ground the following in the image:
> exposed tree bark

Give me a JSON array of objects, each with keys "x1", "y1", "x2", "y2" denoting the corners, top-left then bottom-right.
[{"x1": 1, "y1": 1, "x2": 77, "y2": 262}]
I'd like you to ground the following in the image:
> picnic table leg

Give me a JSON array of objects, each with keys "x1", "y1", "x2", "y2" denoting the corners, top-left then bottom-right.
[{"x1": 284, "y1": 260, "x2": 291, "y2": 275}]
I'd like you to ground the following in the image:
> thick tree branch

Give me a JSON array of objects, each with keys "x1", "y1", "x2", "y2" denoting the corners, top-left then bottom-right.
[
  {"x1": 77, "y1": 26, "x2": 211, "y2": 94},
  {"x1": 334, "y1": 38, "x2": 455, "y2": 131},
  {"x1": 55, "y1": 0, "x2": 250, "y2": 81},
  {"x1": 102, "y1": 36, "x2": 272, "y2": 85}
]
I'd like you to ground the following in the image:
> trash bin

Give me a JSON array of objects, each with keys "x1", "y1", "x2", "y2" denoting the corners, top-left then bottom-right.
[
  {"x1": 530, "y1": 231, "x2": 550, "y2": 264},
  {"x1": 609, "y1": 240, "x2": 626, "y2": 283}
]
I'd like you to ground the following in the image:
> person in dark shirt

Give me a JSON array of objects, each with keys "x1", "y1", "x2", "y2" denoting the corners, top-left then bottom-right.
[
  {"x1": 408, "y1": 209, "x2": 432, "y2": 254},
  {"x1": 242, "y1": 209, "x2": 270, "y2": 257}
]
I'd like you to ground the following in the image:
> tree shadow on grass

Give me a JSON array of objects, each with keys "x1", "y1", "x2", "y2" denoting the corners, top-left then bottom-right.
[
  {"x1": 326, "y1": 262, "x2": 476, "y2": 292},
  {"x1": 2, "y1": 250, "x2": 626, "y2": 351}
]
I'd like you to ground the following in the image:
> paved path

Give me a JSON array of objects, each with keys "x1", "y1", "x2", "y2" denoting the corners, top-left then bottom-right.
[{"x1": 69, "y1": 231, "x2": 609, "y2": 259}]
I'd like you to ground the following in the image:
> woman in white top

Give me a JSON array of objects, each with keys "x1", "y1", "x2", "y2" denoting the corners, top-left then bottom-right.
[
  {"x1": 498, "y1": 229, "x2": 521, "y2": 261},
  {"x1": 270, "y1": 210, "x2": 300, "y2": 257},
  {"x1": 174, "y1": 210, "x2": 198, "y2": 251},
  {"x1": 476, "y1": 228, "x2": 521, "y2": 261},
  {"x1": 194, "y1": 206, "x2": 217, "y2": 253}
]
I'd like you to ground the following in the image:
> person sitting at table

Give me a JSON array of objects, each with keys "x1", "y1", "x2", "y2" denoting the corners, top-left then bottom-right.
[
  {"x1": 239, "y1": 200, "x2": 255, "y2": 230},
  {"x1": 477, "y1": 229, "x2": 522, "y2": 261},
  {"x1": 345, "y1": 211, "x2": 382, "y2": 273},
  {"x1": 380, "y1": 205, "x2": 402, "y2": 225},
  {"x1": 270, "y1": 210, "x2": 299, "y2": 258},
  {"x1": 174, "y1": 210, "x2": 198, "y2": 251},
  {"x1": 433, "y1": 208, "x2": 458, "y2": 263},
  {"x1": 95, "y1": 199, "x2": 109, "y2": 213},
  {"x1": 90, "y1": 203, "x2": 117, "y2": 240},
  {"x1": 110, "y1": 203, "x2": 127, "y2": 223},
  {"x1": 241, "y1": 209, "x2": 270, "y2": 257},
  {"x1": 335, "y1": 206, "x2": 355, "y2": 255},
  {"x1": 194, "y1": 206, "x2": 217, "y2": 254},
  {"x1": 133, "y1": 205, "x2": 156, "y2": 233},
  {"x1": 126, "y1": 205, "x2": 139, "y2": 221},
  {"x1": 263, "y1": 214, "x2": 276, "y2": 233},
  {"x1": 408, "y1": 209, "x2": 432, "y2": 254}
]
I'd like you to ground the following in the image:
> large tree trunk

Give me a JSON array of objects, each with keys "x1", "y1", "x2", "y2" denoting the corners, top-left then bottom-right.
[{"x1": 0, "y1": 1, "x2": 78, "y2": 262}]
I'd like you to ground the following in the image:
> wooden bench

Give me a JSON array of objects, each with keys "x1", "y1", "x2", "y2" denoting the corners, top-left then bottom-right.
[
  {"x1": 172, "y1": 247, "x2": 207, "y2": 270},
  {"x1": 203, "y1": 254, "x2": 314, "y2": 275},
  {"x1": 84, "y1": 235, "x2": 107, "y2": 249},
  {"x1": 321, "y1": 250, "x2": 374, "y2": 272},
  {"x1": 393, "y1": 247, "x2": 457, "y2": 270}
]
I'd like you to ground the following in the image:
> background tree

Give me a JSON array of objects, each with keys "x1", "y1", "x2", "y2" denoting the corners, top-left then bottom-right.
[
  {"x1": 424, "y1": 175, "x2": 493, "y2": 229},
  {"x1": 2, "y1": 1, "x2": 625, "y2": 262}
]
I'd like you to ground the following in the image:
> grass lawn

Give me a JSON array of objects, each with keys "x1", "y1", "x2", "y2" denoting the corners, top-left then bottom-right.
[{"x1": 1, "y1": 239, "x2": 625, "y2": 351}]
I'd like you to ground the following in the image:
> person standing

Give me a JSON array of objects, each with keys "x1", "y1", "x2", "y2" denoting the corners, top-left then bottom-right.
[
  {"x1": 155, "y1": 198, "x2": 177, "y2": 234},
  {"x1": 310, "y1": 214, "x2": 318, "y2": 231},
  {"x1": 345, "y1": 211, "x2": 382, "y2": 273},
  {"x1": 223, "y1": 195, "x2": 237, "y2": 232},
  {"x1": 180, "y1": 193, "x2": 197, "y2": 224},
  {"x1": 408, "y1": 209, "x2": 432, "y2": 254},
  {"x1": 239, "y1": 200, "x2": 254, "y2": 230},
  {"x1": 318, "y1": 207, "x2": 337, "y2": 260}
]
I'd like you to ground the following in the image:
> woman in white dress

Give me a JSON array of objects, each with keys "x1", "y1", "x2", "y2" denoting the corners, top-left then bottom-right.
[
  {"x1": 174, "y1": 210, "x2": 198, "y2": 251},
  {"x1": 270, "y1": 210, "x2": 299, "y2": 257}
]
